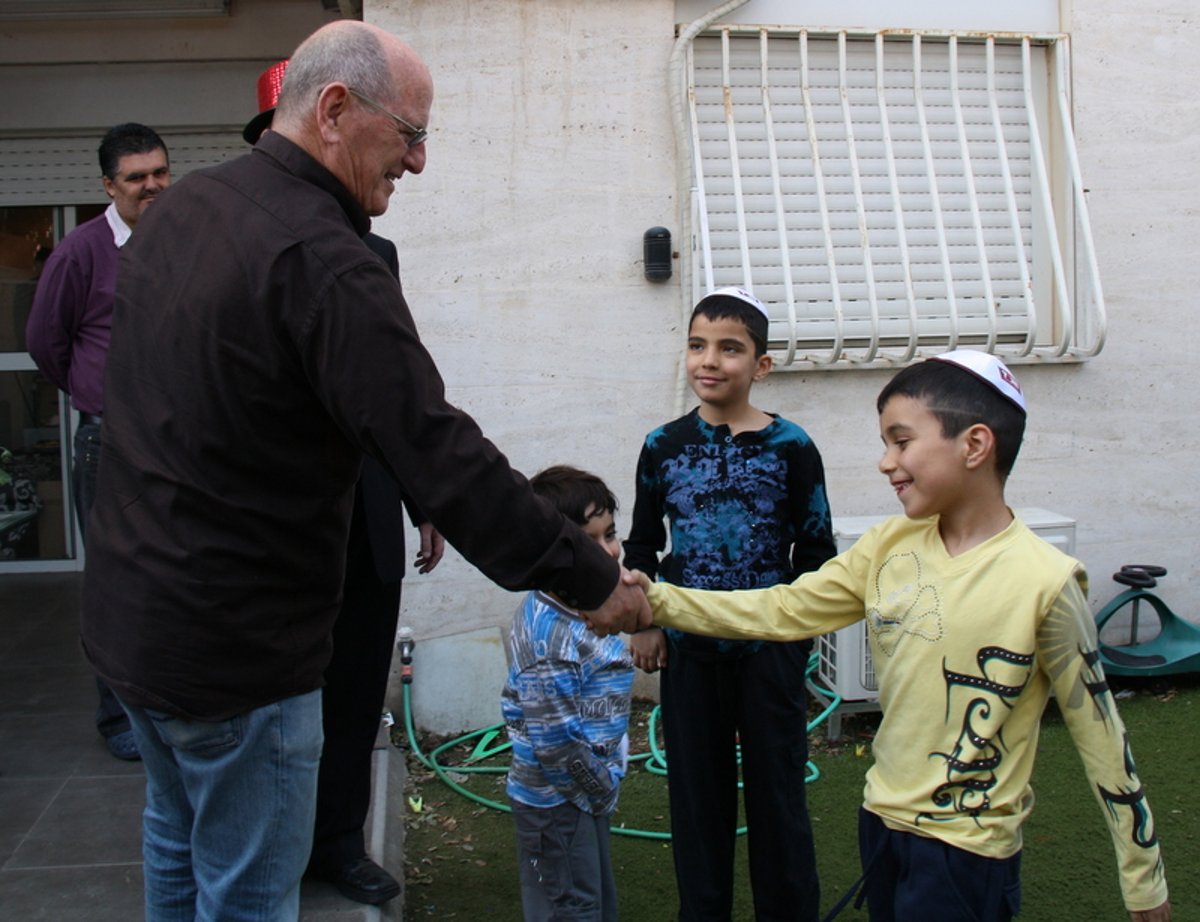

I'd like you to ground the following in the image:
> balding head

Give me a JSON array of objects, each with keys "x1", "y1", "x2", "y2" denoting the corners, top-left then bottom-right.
[{"x1": 272, "y1": 21, "x2": 432, "y2": 216}]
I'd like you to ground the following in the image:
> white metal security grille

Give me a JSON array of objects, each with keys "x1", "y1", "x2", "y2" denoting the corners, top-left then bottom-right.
[{"x1": 686, "y1": 28, "x2": 1104, "y2": 368}]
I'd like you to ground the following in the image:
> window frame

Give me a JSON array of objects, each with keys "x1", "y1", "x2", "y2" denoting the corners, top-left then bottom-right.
[{"x1": 681, "y1": 25, "x2": 1105, "y2": 370}]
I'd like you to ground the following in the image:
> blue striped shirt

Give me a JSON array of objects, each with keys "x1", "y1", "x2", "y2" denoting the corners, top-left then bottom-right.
[{"x1": 502, "y1": 591, "x2": 634, "y2": 815}]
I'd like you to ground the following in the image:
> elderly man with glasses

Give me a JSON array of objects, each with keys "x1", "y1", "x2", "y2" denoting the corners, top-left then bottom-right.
[{"x1": 79, "y1": 20, "x2": 651, "y2": 922}]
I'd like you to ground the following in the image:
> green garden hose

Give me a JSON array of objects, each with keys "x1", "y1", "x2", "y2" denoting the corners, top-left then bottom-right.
[{"x1": 400, "y1": 652, "x2": 843, "y2": 841}]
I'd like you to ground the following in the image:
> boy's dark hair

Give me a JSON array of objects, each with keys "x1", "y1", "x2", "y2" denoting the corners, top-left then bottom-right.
[
  {"x1": 98, "y1": 123, "x2": 168, "y2": 180},
  {"x1": 690, "y1": 296, "x2": 769, "y2": 358},
  {"x1": 877, "y1": 360, "x2": 1027, "y2": 478},
  {"x1": 530, "y1": 465, "x2": 618, "y2": 526}
]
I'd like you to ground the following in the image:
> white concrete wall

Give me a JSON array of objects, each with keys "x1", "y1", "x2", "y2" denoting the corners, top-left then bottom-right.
[
  {"x1": 373, "y1": 0, "x2": 1200, "y2": 732},
  {"x1": 372, "y1": 0, "x2": 682, "y2": 726}
]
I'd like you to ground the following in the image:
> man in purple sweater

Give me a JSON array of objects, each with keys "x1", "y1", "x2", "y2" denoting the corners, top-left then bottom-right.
[{"x1": 25, "y1": 122, "x2": 170, "y2": 761}]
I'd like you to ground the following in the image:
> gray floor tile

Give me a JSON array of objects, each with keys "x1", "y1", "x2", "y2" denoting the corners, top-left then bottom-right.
[
  {"x1": 0, "y1": 615, "x2": 87, "y2": 668},
  {"x1": 0, "y1": 574, "x2": 82, "y2": 620},
  {"x1": 9, "y1": 775, "x2": 144, "y2": 869},
  {"x1": 299, "y1": 878, "x2": 379, "y2": 920},
  {"x1": 0, "y1": 864, "x2": 143, "y2": 921},
  {"x1": 0, "y1": 712, "x2": 143, "y2": 779},
  {"x1": 0, "y1": 622, "x2": 37, "y2": 666},
  {"x1": 0, "y1": 663, "x2": 97, "y2": 717},
  {"x1": 0, "y1": 572, "x2": 407, "y2": 918},
  {"x1": 0, "y1": 778, "x2": 63, "y2": 867},
  {"x1": 298, "y1": 909, "x2": 375, "y2": 922}
]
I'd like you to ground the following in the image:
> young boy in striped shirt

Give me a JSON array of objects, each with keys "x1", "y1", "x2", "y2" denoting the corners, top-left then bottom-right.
[{"x1": 502, "y1": 465, "x2": 635, "y2": 922}]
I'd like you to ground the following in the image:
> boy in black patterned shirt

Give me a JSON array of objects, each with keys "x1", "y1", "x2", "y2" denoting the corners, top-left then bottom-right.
[{"x1": 623, "y1": 287, "x2": 835, "y2": 920}]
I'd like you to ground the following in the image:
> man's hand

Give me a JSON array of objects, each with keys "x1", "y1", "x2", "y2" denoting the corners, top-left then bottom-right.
[
  {"x1": 1131, "y1": 900, "x2": 1171, "y2": 922},
  {"x1": 580, "y1": 566, "x2": 651, "y2": 636},
  {"x1": 414, "y1": 523, "x2": 444, "y2": 574}
]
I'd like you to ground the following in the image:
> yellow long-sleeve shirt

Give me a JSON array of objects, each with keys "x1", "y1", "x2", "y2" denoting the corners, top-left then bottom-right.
[{"x1": 647, "y1": 513, "x2": 1168, "y2": 912}]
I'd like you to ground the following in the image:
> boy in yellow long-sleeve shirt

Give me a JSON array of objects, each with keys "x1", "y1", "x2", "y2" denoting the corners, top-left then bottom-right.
[{"x1": 634, "y1": 351, "x2": 1170, "y2": 922}]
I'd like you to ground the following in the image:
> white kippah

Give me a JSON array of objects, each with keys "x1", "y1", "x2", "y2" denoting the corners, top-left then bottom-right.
[
  {"x1": 695, "y1": 286, "x2": 770, "y2": 320},
  {"x1": 928, "y1": 350, "x2": 1027, "y2": 414}
]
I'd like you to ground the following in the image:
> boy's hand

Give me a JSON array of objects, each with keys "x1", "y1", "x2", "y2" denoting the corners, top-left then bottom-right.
[
  {"x1": 624, "y1": 568, "x2": 652, "y2": 593},
  {"x1": 629, "y1": 627, "x2": 667, "y2": 673},
  {"x1": 1131, "y1": 900, "x2": 1171, "y2": 921},
  {"x1": 581, "y1": 566, "x2": 651, "y2": 636}
]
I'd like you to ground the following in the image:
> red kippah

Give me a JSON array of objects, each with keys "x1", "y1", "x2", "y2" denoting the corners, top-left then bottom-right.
[{"x1": 255, "y1": 59, "x2": 289, "y2": 113}]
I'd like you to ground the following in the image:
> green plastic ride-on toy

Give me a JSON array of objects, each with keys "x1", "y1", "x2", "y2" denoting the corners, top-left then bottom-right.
[{"x1": 1094, "y1": 565, "x2": 1200, "y2": 678}]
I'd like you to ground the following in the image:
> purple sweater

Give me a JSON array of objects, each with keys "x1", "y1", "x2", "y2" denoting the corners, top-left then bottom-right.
[{"x1": 26, "y1": 212, "x2": 118, "y2": 415}]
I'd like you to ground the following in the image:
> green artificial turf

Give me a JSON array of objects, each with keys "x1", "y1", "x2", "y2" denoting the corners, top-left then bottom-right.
[{"x1": 400, "y1": 676, "x2": 1195, "y2": 920}]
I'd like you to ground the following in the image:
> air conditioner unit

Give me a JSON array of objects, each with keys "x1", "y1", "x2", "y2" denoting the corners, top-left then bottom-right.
[{"x1": 816, "y1": 508, "x2": 1077, "y2": 708}]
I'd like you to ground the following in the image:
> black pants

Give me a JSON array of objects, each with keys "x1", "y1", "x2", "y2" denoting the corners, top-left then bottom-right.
[
  {"x1": 74, "y1": 421, "x2": 131, "y2": 740},
  {"x1": 661, "y1": 639, "x2": 819, "y2": 921},
  {"x1": 308, "y1": 519, "x2": 402, "y2": 873},
  {"x1": 857, "y1": 808, "x2": 1021, "y2": 922}
]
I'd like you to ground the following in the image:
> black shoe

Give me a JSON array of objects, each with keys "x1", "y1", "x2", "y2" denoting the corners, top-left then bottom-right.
[{"x1": 322, "y1": 856, "x2": 400, "y2": 905}]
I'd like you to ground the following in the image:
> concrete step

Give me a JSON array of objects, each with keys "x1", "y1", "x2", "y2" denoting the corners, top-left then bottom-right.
[{"x1": 300, "y1": 720, "x2": 407, "y2": 921}]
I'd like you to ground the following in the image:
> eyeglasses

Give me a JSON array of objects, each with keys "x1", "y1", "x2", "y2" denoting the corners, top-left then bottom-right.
[{"x1": 347, "y1": 87, "x2": 428, "y2": 148}]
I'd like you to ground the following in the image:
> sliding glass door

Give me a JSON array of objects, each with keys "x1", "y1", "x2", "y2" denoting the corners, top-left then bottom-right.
[{"x1": 0, "y1": 203, "x2": 102, "y2": 571}]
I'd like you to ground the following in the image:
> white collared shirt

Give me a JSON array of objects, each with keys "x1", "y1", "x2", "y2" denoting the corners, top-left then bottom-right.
[{"x1": 104, "y1": 202, "x2": 134, "y2": 248}]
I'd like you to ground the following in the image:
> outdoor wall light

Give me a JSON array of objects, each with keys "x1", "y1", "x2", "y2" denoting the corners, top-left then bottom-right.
[{"x1": 643, "y1": 227, "x2": 672, "y2": 282}]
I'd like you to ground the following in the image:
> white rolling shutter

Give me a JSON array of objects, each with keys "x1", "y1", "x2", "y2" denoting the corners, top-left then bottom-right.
[
  {"x1": 0, "y1": 130, "x2": 246, "y2": 206},
  {"x1": 687, "y1": 28, "x2": 1105, "y2": 367}
]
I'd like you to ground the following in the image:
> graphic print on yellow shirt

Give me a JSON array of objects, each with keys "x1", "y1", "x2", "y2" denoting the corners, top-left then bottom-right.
[{"x1": 866, "y1": 551, "x2": 941, "y2": 655}]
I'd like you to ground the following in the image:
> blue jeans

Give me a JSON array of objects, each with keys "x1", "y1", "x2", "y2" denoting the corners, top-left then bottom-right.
[{"x1": 121, "y1": 690, "x2": 324, "y2": 922}]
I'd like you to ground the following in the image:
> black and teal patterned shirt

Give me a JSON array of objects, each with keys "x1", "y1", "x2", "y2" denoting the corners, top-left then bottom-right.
[{"x1": 624, "y1": 408, "x2": 836, "y2": 656}]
